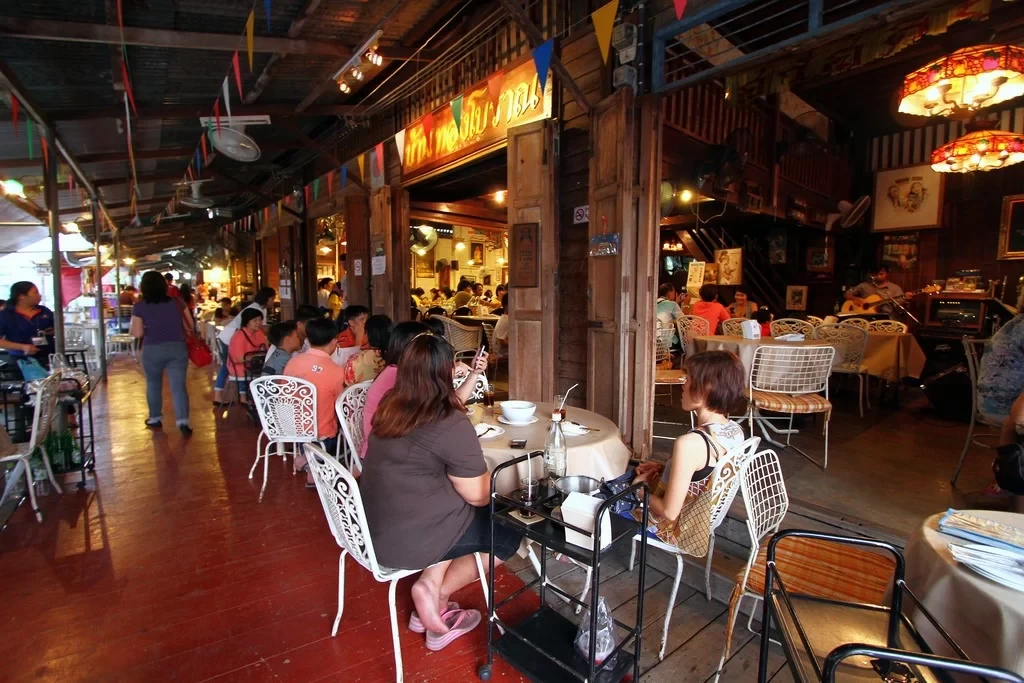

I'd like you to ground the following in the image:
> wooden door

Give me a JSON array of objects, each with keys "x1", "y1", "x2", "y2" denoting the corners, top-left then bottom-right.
[
  {"x1": 345, "y1": 193, "x2": 370, "y2": 308},
  {"x1": 587, "y1": 89, "x2": 636, "y2": 438},
  {"x1": 507, "y1": 120, "x2": 557, "y2": 403},
  {"x1": 369, "y1": 186, "x2": 393, "y2": 316}
]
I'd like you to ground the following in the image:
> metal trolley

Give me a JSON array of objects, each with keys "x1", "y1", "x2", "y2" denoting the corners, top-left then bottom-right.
[
  {"x1": 479, "y1": 451, "x2": 650, "y2": 683},
  {"x1": 757, "y1": 529, "x2": 1024, "y2": 683}
]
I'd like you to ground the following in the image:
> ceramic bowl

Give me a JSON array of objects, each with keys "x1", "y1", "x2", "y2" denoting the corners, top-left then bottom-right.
[{"x1": 500, "y1": 400, "x2": 537, "y2": 424}]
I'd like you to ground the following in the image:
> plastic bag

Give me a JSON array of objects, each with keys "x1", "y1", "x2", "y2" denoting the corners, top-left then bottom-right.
[{"x1": 574, "y1": 596, "x2": 617, "y2": 667}]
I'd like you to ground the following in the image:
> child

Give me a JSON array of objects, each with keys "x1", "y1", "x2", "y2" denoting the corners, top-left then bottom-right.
[
  {"x1": 754, "y1": 308, "x2": 773, "y2": 337},
  {"x1": 262, "y1": 321, "x2": 301, "y2": 376}
]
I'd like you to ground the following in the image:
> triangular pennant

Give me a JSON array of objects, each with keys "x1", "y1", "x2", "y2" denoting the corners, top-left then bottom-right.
[
  {"x1": 213, "y1": 99, "x2": 222, "y2": 132},
  {"x1": 264, "y1": 0, "x2": 272, "y2": 31},
  {"x1": 121, "y1": 62, "x2": 138, "y2": 115},
  {"x1": 357, "y1": 153, "x2": 365, "y2": 180},
  {"x1": 304, "y1": 184, "x2": 310, "y2": 207},
  {"x1": 200, "y1": 133, "x2": 209, "y2": 164},
  {"x1": 327, "y1": 170, "x2": 333, "y2": 196},
  {"x1": 451, "y1": 95, "x2": 464, "y2": 132},
  {"x1": 532, "y1": 39, "x2": 554, "y2": 94},
  {"x1": 487, "y1": 73, "x2": 503, "y2": 106},
  {"x1": 422, "y1": 111, "x2": 434, "y2": 144},
  {"x1": 591, "y1": 0, "x2": 620, "y2": 65},
  {"x1": 116, "y1": 0, "x2": 123, "y2": 28},
  {"x1": 264, "y1": 205, "x2": 270, "y2": 224},
  {"x1": 222, "y1": 77, "x2": 232, "y2": 118},
  {"x1": 375, "y1": 142, "x2": 384, "y2": 175},
  {"x1": 341, "y1": 165, "x2": 347, "y2": 188},
  {"x1": 195, "y1": 148, "x2": 202, "y2": 175},
  {"x1": 187, "y1": 164, "x2": 194, "y2": 181},
  {"x1": 673, "y1": 0, "x2": 687, "y2": 20},
  {"x1": 156, "y1": 213, "x2": 162, "y2": 226},
  {"x1": 246, "y1": 11, "x2": 255, "y2": 71},
  {"x1": 26, "y1": 118, "x2": 34, "y2": 160},
  {"x1": 39, "y1": 133, "x2": 49, "y2": 169},
  {"x1": 232, "y1": 52, "x2": 244, "y2": 99},
  {"x1": 313, "y1": 177, "x2": 320, "y2": 200},
  {"x1": 394, "y1": 129, "x2": 406, "y2": 165},
  {"x1": 10, "y1": 96, "x2": 18, "y2": 134}
]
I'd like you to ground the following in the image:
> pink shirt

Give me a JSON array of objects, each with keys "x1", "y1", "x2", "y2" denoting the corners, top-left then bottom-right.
[
  {"x1": 361, "y1": 364, "x2": 398, "y2": 459},
  {"x1": 691, "y1": 300, "x2": 731, "y2": 334},
  {"x1": 283, "y1": 348, "x2": 345, "y2": 439}
]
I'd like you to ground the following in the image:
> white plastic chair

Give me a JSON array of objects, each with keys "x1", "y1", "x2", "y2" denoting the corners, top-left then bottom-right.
[
  {"x1": 770, "y1": 318, "x2": 814, "y2": 337},
  {"x1": 628, "y1": 436, "x2": 761, "y2": 660},
  {"x1": 721, "y1": 319, "x2": 745, "y2": 337},
  {"x1": 813, "y1": 323, "x2": 870, "y2": 417},
  {"x1": 746, "y1": 345, "x2": 835, "y2": 468},
  {"x1": 867, "y1": 319, "x2": 908, "y2": 333},
  {"x1": 655, "y1": 322, "x2": 675, "y2": 363},
  {"x1": 676, "y1": 314, "x2": 711, "y2": 341},
  {"x1": 714, "y1": 449, "x2": 789, "y2": 682},
  {"x1": 0, "y1": 373, "x2": 63, "y2": 522},
  {"x1": 952, "y1": 337, "x2": 1000, "y2": 487},
  {"x1": 335, "y1": 380, "x2": 372, "y2": 474},
  {"x1": 303, "y1": 443, "x2": 490, "y2": 683},
  {"x1": 839, "y1": 317, "x2": 869, "y2": 330},
  {"x1": 805, "y1": 315, "x2": 824, "y2": 328},
  {"x1": 247, "y1": 376, "x2": 319, "y2": 502}
]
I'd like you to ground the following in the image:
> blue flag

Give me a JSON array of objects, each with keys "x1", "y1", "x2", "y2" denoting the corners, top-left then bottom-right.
[
  {"x1": 341, "y1": 166, "x2": 347, "y2": 188},
  {"x1": 532, "y1": 39, "x2": 554, "y2": 94}
]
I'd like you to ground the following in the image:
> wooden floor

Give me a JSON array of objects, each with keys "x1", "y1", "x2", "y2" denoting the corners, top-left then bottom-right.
[{"x1": 0, "y1": 360, "x2": 787, "y2": 683}]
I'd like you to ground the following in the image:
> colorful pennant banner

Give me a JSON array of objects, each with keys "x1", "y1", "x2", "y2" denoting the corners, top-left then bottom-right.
[
  {"x1": 394, "y1": 129, "x2": 406, "y2": 164},
  {"x1": 451, "y1": 95, "x2": 464, "y2": 132},
  {"x1": 356, "y1": 153, "x2": 365, "y2": 181},
  {"x1": 313, "y1": 177, "x2": 320, "y2": 201},
  {"x1": 592, "y1": 0, "x2": 619, "y2": 65},
  {"x1": 246, "y1": 11, "x2": 255, "y2": 71},
  {"x1": 10, "y1": 96, "x2": 18, "y2": 133},
  {"x1": 232, "y1": 52, "x2": 244, "y2": 98},
  {"x1": 222, "y1": 77, "x2": 232, "y2": 117},
  {"x1": 674, "y1": 0, "x2": 687, "y2": 20},
  {"x1": 375, "y1": 142, "x2": 384, "y2": 176},
  {"x1": 341, "y1": 165, "x2": 347, "y2": 189},
  {"x1": 265, "y1": 0, "x2": 272, "y2": 31},
  {"x1": 532, "y1": 39, "x2": 554, "y2": 94},
  {"x1": 26, "y1": 118, "x2": 34, "y2": 160},
  {"x1": 486, "y1": 73, "x2": 503, "y2": 106}
]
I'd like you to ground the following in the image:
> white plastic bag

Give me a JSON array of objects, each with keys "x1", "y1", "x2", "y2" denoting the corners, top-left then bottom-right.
[{"x1": 574, "y1": 596, "x2": 617, "y2": 667}]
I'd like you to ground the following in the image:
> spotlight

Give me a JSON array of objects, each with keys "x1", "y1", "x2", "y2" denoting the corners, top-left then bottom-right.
[
  {"x1": 493, "y1": 190, "x2": 507, "y2": 204},
  {"x1": 319, "y1": 245, "x2": 332, "y2": 255},
  {"x1": 365, "y1": 50, "x2": 383, "y2": 66},
  {"x1": 351, "y1": 67, "x2": 363, "y2": 81},
  {"x1": 122, "y1": 257, "x2": 135, "y2": 265},
  {"x1": 339, "y1": 81, "x2": 351, "y2": 94},
  {"x1": 207, "y1": 208, "x2": 215, "y2": 219},
  {"x1": 467, "y1": 259, "x2": 475, "y2": 266},
  {"x1": 680, "y1": 189, "x2": 693, "y2": 203},
  {"x1": 62, "y1": 221, "x2": 81, "y2": 233},
  {"x1": 455, "y1": 242, "x2": 466, "y2": 251}
]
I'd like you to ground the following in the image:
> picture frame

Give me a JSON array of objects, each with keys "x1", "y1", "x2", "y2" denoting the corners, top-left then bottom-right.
[
  {"x1": 872, "y1": 164, "x2": 945, "y2": 231},
  {"x1": 703, "y1": 262, "x2": 719, "y2": 285},
  {"x1": 998, "y1": 194, "x2": 1024, "y2": 260},
  {"x1": 470, "y1": 242, "x2": 485, "y2": 266},
  {"x1": 715, "y1": 247, "x2": 742, "y2": 285},
  {"x1": 805, "y1": 245, "x2": 834, "y2": 274},
  {"x1": 509, "y1": 222, "x2": 539, "y2": 288},
  {"x1": 767, "y1": 230, "x2": 787, "y2": 264},
  {"x1": 785, "y1": 285, "x2": 808, "y2": 311},
  {"x1": 881, "y1": 233, "x2": 919, "y2": 271},
  {"x1": 414, "y1": 249, "x2": 435, "y2": 277}
]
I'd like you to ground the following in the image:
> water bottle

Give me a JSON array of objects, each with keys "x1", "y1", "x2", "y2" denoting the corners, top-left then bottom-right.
[{"x1": 544, "y1": 409, "x2": 567, "y2": 481}]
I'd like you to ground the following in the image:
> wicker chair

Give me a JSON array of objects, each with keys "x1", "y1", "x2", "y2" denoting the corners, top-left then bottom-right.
[
  {"x1": 430, "y1": 315, "x2": 482, "y2": 356},
  {"x1": 769, "y1": 318, "x2": 814, "y2": 338},
  {"x1": 813, "y1": 323, "x2": 870, "y2": 417},
  {"x1": 839, "y1": 317, "x2": 869, "y2": 330},
  {"x1": 721, "y1": 319, "x2": 746, "y2": 337},
  {"x1": 867, "y1": 319, "x2": 908, "y2": 333}
]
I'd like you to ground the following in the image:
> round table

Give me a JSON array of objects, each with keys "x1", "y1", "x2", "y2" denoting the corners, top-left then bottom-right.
[
  {"x1": 690, "y1": 335, "x2": 837, "y2": 375},
  {"x1": 453, "y1": 315, "x2": 500, "y2": 327},
  {"x1": 904, "y1": 510, "x2": 1024, "y2": 675},
  {"x1": 470, "y1": 401, "x2": 631, "y2": 494}
]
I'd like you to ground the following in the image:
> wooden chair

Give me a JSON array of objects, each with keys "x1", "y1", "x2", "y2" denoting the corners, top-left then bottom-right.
[
  {"x1": 721, "y1": 319, "x2": 746, "y2": 337},
  {"x1": 867, "y1": 319, "x2": 908, "y2": 333},
  {"x1": 770, "y1": 318, "x2": 814, "y2": 337},
  {"x1": 813, "y1": 323, "x2": 870, "y2": 417}
]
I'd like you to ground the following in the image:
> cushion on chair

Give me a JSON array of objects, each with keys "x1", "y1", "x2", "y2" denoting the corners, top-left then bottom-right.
[{"x1": 751, "y1": 390, "x2": 832, "y2": 415}]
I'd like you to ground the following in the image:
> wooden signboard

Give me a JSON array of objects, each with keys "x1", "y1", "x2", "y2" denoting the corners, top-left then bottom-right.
[
  {"x1": 401, "y1": 56, "x2": 552, "y2": 181},
  {"x1": 509, "y1": 222, "x2": 539, "y2": 288}
]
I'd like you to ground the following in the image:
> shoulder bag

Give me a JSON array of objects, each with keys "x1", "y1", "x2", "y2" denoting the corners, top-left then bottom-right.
[{"x1": 176, "y1": 298, "x2": 212, "y2": 367}]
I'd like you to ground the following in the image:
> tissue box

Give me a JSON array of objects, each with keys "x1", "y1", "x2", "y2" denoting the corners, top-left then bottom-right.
[
  {"x1": 561, "y1": 492, "x2": 613, "y2": 551},
  {"x1": 741, "y1": 319, "x2": 761, "y2": 339}
]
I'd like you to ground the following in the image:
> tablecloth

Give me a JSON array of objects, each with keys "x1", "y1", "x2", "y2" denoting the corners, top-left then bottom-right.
[
  {"x1": 904, "y1": 510, "x2": 1024, "y2": 675},
  {"x1": 691, "y1": 336, "x2": 836, "y2": 376},
  {"x1": 863, "y1": 332, "x2": 927, "y2": 380},
  {"x1": 472, "y1": 401, "x2": 631, "y2": 494}
]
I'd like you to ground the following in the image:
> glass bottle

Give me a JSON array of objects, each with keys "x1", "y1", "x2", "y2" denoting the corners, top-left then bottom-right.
[{"x1": 544, "y1": 409, "x2": 567, "y2": 481}]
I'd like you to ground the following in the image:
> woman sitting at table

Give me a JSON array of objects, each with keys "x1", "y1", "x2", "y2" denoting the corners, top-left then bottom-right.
[
  {"x1": 344, "y1": 314, "x2": 391, "y2": 387},
  {"x1": 213, "y1": 297, "x2": 237, "y2": 323},
  {"x1": 632, "y1": 351, "x2": 747, "y2": 540},
  {"x1": 361, "y1": 334, "x2": 522, "y2": 645},
  {"x1": 227, "y1": 308, "x2": 267, "y2": 403},
  {"x1": 728, "y1": 289, "x2": 759, "y2": 319}
]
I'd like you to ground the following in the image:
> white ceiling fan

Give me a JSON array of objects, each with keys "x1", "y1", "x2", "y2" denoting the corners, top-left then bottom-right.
[{"x1": 198, "y1": 115, "x2": 270, "y2": 163}]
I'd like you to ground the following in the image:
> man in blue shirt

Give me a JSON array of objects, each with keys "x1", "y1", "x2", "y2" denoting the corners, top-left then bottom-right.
[{"x1": 0, "y1": 281, "x2": 55, "y2": 367}]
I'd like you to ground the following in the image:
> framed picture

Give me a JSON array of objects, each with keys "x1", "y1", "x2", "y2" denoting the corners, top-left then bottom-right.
[
  {"x1": 470, "y1": 242, "x2": 485, "y2": 265},
  {"x1": 415, "y1": 249, "x2": 435, "y2": 277},
  {"x1": 715, "y1": 247, "x2": 742, "y2": 285},
  {"x1": 998, "y1": 194, "x2": 1024, "y2": 260},
  {"x1": 805, "y1": 246, "x2": 834, "y2": 274},
  {"x1": 872, "y1": 164, "x2": 945, "y2": 231},
  {"x1": 785, "y1": 285, "x2": 808, "y2": 311},
  {"x1": 881, "y1": 233, "x2": 919, "y2": 271},
  {"x1": 510, "y1": 223, "x2": 539, "y2": 288},
  {"x1": 767, "y1": 230, "x2": 787, "y2": 264},
  {"x1": 703, "y1": 262, "x2": 719, "y2": 285}
]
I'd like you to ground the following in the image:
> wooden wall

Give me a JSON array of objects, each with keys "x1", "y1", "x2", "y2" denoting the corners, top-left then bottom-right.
[{"x1": 557, "y1": 27, "x2": 606, "y2": 408}]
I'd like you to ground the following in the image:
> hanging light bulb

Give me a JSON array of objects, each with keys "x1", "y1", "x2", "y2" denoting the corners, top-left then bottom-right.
[
  {"x1": 455, "y1": 241, "x2": 466, "y2": 251},
  {"x1": 338, "y1": 81, "x2": 351, "y2": 94},
  {"x1": 351, "y1": 67, "x2": 363, "y2": 81},
  {"x1": 365, "y1": 49, "x2": 382, "y2": 66}
]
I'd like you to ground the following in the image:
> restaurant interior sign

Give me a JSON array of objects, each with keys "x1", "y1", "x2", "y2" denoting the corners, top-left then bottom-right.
[{"x1": 401, "y1": 57, "x2": 552, "y2": 180}]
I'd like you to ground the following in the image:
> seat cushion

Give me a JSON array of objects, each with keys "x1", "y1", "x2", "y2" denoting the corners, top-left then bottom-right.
[{"x1": 751, "y1": 390, "x2": 832, "y2": 415}]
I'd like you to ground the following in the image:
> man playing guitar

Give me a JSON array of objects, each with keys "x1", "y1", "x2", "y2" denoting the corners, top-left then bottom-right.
[{"x1": 844, "y1": 265, "x2": 905, "y2": 318}]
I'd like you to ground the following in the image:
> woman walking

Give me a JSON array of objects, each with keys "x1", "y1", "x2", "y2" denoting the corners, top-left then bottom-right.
[{"x1": 131, "y1": 271, "x2": 192, "y2": 436}]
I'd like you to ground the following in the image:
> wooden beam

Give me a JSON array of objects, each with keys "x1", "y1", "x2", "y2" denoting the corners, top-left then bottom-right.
[
  {"x1": 0, "y1": 17, "x2": 434, "y2": 61},
  {"x1": 243, "y1": 0, "x2": 323, "y2": 106},
  {"x1": 51, "y1": 103, "x2": 367, "y2": 122},
  {"x1": 216, "y1": 169, "x2": 303, "y2": 219},
  {"x1": 94, "y1": 171, "x2": 216, "y2": 188},
  {"x1": 280, "y1": 122, "x2": 369, "y2": 192},
  {"x1": 62, "y1": 188, "x2": 242, "y2": 214},
  {"x1": 409, "y1": 209, "x2": 505, "y2": 232},
  {"x1": 496, "y1": 0, "x2": 591, "y2": 115},
  {"x1": 410, "y1": 200, "x2": 507, "y2": 223}
]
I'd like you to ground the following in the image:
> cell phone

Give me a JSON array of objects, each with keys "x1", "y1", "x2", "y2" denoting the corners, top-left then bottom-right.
[
  {"x1": 509, "y1": 439, "x2": 527, "y2": 449},
  {"x1": 473, "y1": 345, "x2": 486, "y2": 365}
]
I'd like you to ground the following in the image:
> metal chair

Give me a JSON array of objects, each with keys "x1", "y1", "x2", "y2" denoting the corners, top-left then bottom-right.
[
  {"x1": 951, "y1": 337, "x2": 1000, "y2": 487},
  {"x1": 805, "y1": 315, "x2": 824, "y2": 328},
  {"x1": 721, "y1": 319, "x2": 746, "y2": 337},
  {"x1": 481, "y1": 322, "x2": 505, "y2": 380},
  {"x1": 867, "y1": 319, "x2": 908, "y2": 333},
  {"x1": 746, "y1": 345, "x2": 836, "y2": 468},
  {"x1": 431, "y1": 315, "x2": 482, "y2": 357},
  {"x1": 107, "y1": 333, "x2": 137, "y2": 359},
  {"x1": 303, "y1": 443, "x2": 491, "y2": 683},
  {"x1": 715, "y1": 449, "x2": 789, "y2": 682},
  {"x1": 0, "y1": 373, "x2": 63, "y2": 522},
  {"x1": 770, "y1": 318, "x2": 814, "y2": 338},
  {"x1": 335, "y1": 380, "x2": 372, "y2": 474},
  {"x1": 839, "y1": 317, "x2": 869, "y2": 330},
  {"x1": 813, "y1": 323, "x2": 870, "y2": 417},
  {"x1": 655, "y1": 322, "x2": 675, "y2": 364},
  {"x1": 628, "y1": 436, "x2": 761, "y2": 660},
  {"x1": 454, "y1": 371, "x2": 488, "y2": 404},
  {"x1": 426, "y1": 306, "x2": 447, "y2": 317},
  {"x1": 675, "y1": 316, "x2": 711, "y2": 359},
  {"x1": 64, "y1": 324, "x2": 89, "y2": 350},
  {"x1": 247, "y1": 376, "x2": 319, "y2": 502}
]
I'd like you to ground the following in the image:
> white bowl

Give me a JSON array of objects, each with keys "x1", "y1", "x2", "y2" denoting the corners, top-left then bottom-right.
[{"x1": 500, "y1": 400, "x2": 537, "y2": 424}]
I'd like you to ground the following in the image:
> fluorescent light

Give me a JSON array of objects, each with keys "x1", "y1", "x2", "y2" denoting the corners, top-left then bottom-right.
[{"x1": 122, "y1": 257, "x2": 135, "y2": 265}]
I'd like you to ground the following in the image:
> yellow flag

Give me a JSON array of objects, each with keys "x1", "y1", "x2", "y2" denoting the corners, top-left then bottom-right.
[
  {"x1": 357, "y1": 153, "x2": 365, "y2": 180},
  {"x1": 246, "y1": 11, "x2": 255, "y2": 71},
  {"x1": 591, "y1": 0, "x2": 619, "y2": 65}
]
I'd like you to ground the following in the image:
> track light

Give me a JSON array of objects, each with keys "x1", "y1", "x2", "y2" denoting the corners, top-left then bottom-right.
[
  {"x1": 365, "y1": 49, "x2": 382, "y2": 66},
  {"x1": 338, "y1": 81, "x2": 351, "y2": 94},
  {"x1": 351, "y1": 67, "x2": 363, "y2": 81}
]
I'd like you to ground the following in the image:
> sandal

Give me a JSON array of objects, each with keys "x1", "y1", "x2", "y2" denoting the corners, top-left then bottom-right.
[
  {"x1": 425, "y1": 608, "x2": 481, "y2": 651},
  {"x1": 409, "y1": 601, "x2": 459, "y2": 634}
]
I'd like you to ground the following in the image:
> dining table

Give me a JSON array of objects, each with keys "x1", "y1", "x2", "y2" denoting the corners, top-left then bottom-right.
[
  {"x1": 453, "y1": 314, "x2": 501, "y2": 327},
  {"x1": 689, "y1": 335, "x2": 838, "y2": 375},
  {"x1": 470, "y1": 401, "x2": 631, "y2": 495},
  {"x1": 904, "y1": 510, "x2": 1024, "y2": 675}
]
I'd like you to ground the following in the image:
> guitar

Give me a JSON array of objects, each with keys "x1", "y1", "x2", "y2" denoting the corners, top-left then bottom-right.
[{"x1": 840, "y1": 284, "x2": 941, "y2": 314}]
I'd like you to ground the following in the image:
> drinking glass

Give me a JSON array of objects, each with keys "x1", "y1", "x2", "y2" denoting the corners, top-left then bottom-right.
[{"x1": 519, "y1": 477, "x2": 539, "y2": 518}]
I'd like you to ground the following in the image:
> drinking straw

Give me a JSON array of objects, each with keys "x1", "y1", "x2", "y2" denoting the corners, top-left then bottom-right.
[{"x1": 559, "y1": 383, "x2": 579, "y2": 411}]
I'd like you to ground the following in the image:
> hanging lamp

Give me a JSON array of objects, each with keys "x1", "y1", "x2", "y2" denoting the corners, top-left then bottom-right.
[
  {"x1": 930, "y1": 122, "x2": 1024, "y2": 173},
  {"x1": 899, "y1": 44, "x2": 1024, "y2": 119}
]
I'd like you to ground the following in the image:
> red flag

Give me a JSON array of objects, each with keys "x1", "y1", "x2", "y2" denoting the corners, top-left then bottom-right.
[
  {"x1": 487, "y1": 74, "x2": 503, "y2": 106},
  {"x1": 422, "y1": 111, "x2": 434, "y2": 143},
  {"x1": 232, "y1": 52, "x2": 244, "y2": 99},
  {"x1": 39, "y1": 133, "x2": 49, "y2": 169},
  {"x1": 121, "y1": 62, "x2": 138, "y2": 116},
  {"x1": 10, "y1": 96, "x2": 17, "y2": 133},
  {"x1": 673, "y1": 0, "x2": 687, "y2": 19},
  {"x1": 374, "y1": 142, "x2": 384, "y2": 175},
  {"x1": 187, "y1": 164, "x2": 194, "y2": 181},
  {"x1": 304, "y1": 185, "x2": 310, "y2": 207},
  {"x1": 200, "y1": 133, "x2": 209, "y2": 164},
  {"x1": 213, "y1": 99, "x2": 222, "y2": 132}
]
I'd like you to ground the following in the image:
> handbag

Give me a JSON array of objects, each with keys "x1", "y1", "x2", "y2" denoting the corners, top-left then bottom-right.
[
  {"x1": 993, "y1": 443, "x2": 1024, "y2": 495},
  {"x1": 176, "y1": 297, "x2": 212, "y2": 367}
]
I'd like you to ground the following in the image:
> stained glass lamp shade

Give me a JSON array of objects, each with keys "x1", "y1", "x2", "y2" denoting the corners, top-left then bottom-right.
[{"x1": 899, "y1": 45, "x2": 1024, "y2": 119}]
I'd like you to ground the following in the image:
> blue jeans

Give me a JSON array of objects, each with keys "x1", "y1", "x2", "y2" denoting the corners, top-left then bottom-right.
[
  {"x1": 141, "y1": 341, "x2": 190, "y2": 424},
  {"x1": 214, "y1": 340, "x2": 229, "y2": 391}
]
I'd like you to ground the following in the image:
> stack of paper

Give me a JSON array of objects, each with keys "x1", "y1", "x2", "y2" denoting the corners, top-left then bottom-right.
[{"x1": 940, "y1": 509, "x2": 1024, "y2": 591}]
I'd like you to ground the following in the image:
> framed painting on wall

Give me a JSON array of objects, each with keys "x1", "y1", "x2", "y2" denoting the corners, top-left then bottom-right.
[
  {"x1": 872, "y1": 164, "x2": 945, "y2": 231},
  {"x1": 785, "y1": 285, "x2": 808, "y2": 311},
  {"x1": 715, "y1": 248, "x2": 742, "y2": 285},
  {"x1": 470, "y1": 242, "x2": 485, "y2": 265},
  {"x1": 806, "y1": 246, "x2": 834, "y2": 274},
  {"x1": 415, "y1": 250, "x2": 435, "y2": 277},
  {"x1": 998, "y1": 194, "x2": 1024, "y2": 260},
  {"x1": 510, "y1": 223, "x2": 539, "y2": 288}
]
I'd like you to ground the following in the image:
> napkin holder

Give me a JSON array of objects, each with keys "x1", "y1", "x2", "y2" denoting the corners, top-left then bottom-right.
[
  {"x1": 561, "y1": 492, "x2": 613, "y2": 551},
  {"x1": 741, "y1": 319, "x2": 761, "y2": 339}
]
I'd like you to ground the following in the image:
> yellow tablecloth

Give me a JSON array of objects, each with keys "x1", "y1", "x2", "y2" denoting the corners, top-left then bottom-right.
[{"x1": 862, "y1": 332, "x2": 926, "y2": 381}]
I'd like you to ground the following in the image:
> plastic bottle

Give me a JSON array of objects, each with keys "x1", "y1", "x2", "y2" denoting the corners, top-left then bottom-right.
[{"x1": 544, "y1": 409, "x2": 567, "y2": 481}]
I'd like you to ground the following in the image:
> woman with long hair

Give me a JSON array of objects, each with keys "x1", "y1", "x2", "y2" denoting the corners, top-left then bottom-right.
[
  {"x1": 343, "y1": 314, "x2": 390, "y2": 387},
  {"x1": 130, "y1": 271, "x2": 193, "y2": 435},
  {"x1": 0, "y1": 281, "x2": 55, "y2": 368},
  {"x1": 360, "y1": 334, "x2": 522, "y2": 648}
]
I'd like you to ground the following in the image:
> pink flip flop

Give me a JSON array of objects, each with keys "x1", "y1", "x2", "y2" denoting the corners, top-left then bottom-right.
[
  {"x1": 425, "y1": 608, "x2": 482, "y2": 651},
  {"x1": 408, "y1": 601, "x2": 459, "y2": 634}
]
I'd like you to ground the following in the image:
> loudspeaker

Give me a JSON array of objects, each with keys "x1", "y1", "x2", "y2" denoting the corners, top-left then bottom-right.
[{"x1": 918, "y1": 333, "x2": 972, "y2": 421}]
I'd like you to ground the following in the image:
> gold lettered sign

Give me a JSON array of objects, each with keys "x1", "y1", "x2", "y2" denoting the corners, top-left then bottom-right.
[{"x1": 402, "y1": 57, "x2": 552, "y2": 180}]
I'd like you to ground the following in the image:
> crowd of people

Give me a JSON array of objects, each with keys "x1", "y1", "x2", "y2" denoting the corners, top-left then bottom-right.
[{"x1": 657, "y1": 282, "x2": 771, "y2": 337}]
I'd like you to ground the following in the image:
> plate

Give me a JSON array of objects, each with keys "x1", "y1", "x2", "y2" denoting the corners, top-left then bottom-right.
[
  {"x1": 497, "y1": 415, "x2": 539, "y2": 426},
  {"x1": 475, "y1": 424, "x2": 505, "y2": 440}
]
